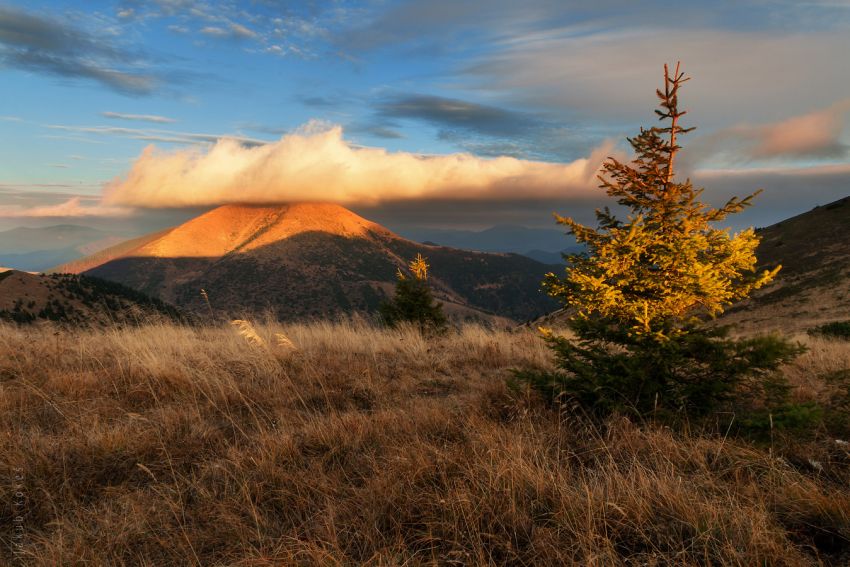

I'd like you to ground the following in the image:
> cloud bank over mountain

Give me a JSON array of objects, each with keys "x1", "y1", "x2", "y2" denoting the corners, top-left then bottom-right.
[{"x1": 102, "y1": 123, "x2": 615, "y2": 208}]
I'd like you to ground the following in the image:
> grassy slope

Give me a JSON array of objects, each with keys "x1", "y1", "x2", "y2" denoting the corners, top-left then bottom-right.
[
  {"x1": 0, "y1": 271, "x2": 183, "y2": 325},
  {"x1": 1, "y1": 321, "x2": 849, "y2": 565},
  {"x1": 723, "y1": 196, "x2": 850, "y2": 333}
]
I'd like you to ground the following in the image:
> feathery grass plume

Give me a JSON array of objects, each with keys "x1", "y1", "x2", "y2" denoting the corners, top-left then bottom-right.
[
  {"x1": 200, "y1": 288, "x2": 214, "y2": 318},
  {"x1": 231, "y1": 319, "x2": 266, "y2": 347},
  {"x1": 274, "y1": 332, "x2": 297, "y2": 351}
]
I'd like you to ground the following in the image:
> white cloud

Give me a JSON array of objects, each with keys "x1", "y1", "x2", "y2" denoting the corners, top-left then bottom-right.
[
  {"x1": 0, "y1": 197, "x2": 133, "y2": 218},
  {"x1": 230, "y1": 23, "x2": 256, "y2": 39},
  {"x1": 747, "y1": 99, "x2": 850, "y2": 159},
  {"x1": 201, "y1": 23, "x2": 257, "y2": 40},
  {"x1": 45, "y1": 124, "x2": 268, "y2": 146},
  {"x1": 200, "y1": 26, "x2": 229, "y2": 38},
  {"x1": 103, "y1": 122, "x2": 613, "y2": 207},
  {"x1": 681, "y1": 99, "x2": 850, "y2": 169},
  {"x1": 101, "y1": 111, "x2": 177, "y2": 124}
]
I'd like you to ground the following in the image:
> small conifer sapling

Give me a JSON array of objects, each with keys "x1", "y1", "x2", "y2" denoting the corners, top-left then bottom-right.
[
  {"x1": 380, "y1": 253, "x2": 448, "y2": 333},
  {"x1": 517, "y1": 63, "x2": 803, "y2": 419}
]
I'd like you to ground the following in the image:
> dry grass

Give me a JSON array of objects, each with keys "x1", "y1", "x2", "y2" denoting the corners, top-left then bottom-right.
[{"x1": 1, "y1": 320, "x2": 849, "y2": 565}]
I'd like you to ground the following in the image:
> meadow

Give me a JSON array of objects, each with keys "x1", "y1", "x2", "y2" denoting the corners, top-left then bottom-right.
[{"x1": 1, "y1": 319, "x2": 849, "y2": 565}]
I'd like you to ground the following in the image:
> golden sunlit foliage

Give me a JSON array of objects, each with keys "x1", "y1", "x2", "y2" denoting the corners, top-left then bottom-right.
[
  {"x1": 521, "y1": 64, "x2": 803, "y2": 418},
  {"x1": 409, "y1": 253, "x2": 429, "y2": 281},
  {"x1": 546, "y1": 63, "x2": 778, "y2": 340},
  {"x1": 395, "y1": 253, "x2": 430, "y2": 281},
  {"x1": 380, "y1": 254, "x2": 447, "y2": 332}
]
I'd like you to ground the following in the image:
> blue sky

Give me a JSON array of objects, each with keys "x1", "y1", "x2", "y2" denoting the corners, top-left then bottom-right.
[{"x1": 1, "y1": 0, "x2": 849, "y2": 233}]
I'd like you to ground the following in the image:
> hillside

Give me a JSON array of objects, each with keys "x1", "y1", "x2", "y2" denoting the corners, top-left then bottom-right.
[
  {"x1": 0, "y1": 269, "x2": 182, "y2": 325},
  {"x1": 53, "y1": 203, "x2": 558, "y2": 322},
  {"x1": 722, "y1": 195, "x2": 850, "y2": 333}
]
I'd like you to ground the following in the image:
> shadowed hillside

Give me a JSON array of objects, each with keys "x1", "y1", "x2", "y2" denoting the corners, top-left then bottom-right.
[
  {"x1": 723, "y1": 195, "x2": 850, "y2": 333},
  {"x1": 0, "y1": 269, "x2": 182, "y2": 325}
]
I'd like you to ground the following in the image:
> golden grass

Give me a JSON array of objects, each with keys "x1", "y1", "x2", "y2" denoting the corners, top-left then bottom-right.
[{"x1": 1, "y1": 320, "x2": 849, "y2": 565}]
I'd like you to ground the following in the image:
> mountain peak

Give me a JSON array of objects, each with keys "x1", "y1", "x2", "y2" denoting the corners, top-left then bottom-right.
[{"x1": 139, "y1": 202, "x2": 392, "y2": 259}]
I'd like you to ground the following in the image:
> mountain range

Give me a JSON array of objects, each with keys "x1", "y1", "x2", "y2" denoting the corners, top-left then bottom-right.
[
  {"x1": 53, "y1": 203, "x2": 560, "y2": 322},
  {"x1": 0, "y1": 222, "x2": 574, "y2": 272},
  {"x1": 399, "y1": 225, "x2": 577, "y2": 263},
  {"x1": 0, "y1": 225, "x2": 129, "y2": 271},
  {"x1": 4, "y1": 196, "x2": 847, "y2": 331}
]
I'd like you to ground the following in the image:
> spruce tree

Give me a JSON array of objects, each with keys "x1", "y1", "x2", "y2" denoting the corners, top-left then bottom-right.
[
  {"x1": 520, "y1": 63, "x2": 802, "y2": 418},
  {"x1": 380, "y1": 254, "x2": 447, "y2": 333}
]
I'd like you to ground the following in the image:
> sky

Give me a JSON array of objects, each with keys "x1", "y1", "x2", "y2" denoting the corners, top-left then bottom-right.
[{"x1": 1, "y1": 0, "x2": 849, "y2": 236}]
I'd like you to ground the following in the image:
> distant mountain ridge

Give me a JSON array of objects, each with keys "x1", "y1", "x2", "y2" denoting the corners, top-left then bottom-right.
[
  {"x1": 0, "y1": 220, "x2": 575, "y2": 271},
  {"x1": 0, "y1": 225, "x2": 129, "y2": 271},
  {"x1": 398, "y1": 224, "x2": 578, "y2": 262},
  {"x1": 54, "y1": 203, "x2": 559, "y2": 322}
]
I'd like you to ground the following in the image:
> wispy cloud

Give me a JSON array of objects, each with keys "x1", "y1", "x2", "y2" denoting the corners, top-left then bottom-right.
[
  {"x1": 0, "y1": 197, "x2": 133, "y2": 218},
  {"x1": 460, "y1": 27, "x2": 850, "y2": 131},
  {"x1": 338, "y1": 0, "x2": 850, "y2": 138},
  {"x1": 342, "y1": 0, "x2": 850, "y2": 52},
  {"x1": 0, "y1": 5, "x2": 160, "y2": 95},
  {"x1": 201, "y1": 23, "x2": 257, "y2": 39},
  {"x1": 39, "y1": 134, "x2": 106, "y2": 144},
  {"x1": 200, "y1": 26, "x2": 230, "y2": 39},
  {"x1": 237, "y1": 123, "x2": 289, "y2": 136},
  {"x1": 117, "y1": 0, "x2": 345, "y2": 58},
  {"x1": 102, "y1": 111, "x2": 177, "y2": 124},
  {"x1": 356, "y1": 162, "x2": 850, "y2": 231},
  {"x1": 690, "y1": 162, "x2": 850, "y2": 228},
  {"x1": 749, "y1": 99, "x2": 850, "y2": 159},
  {"x1": 347, "y1": 123, "x2": 405, "y2": 140},
  {"x1": 683, "y1": 99, "x2": 850, "y2": 169},
  {"x1": 376, "y1": 94, "x2": 538, "y2": 138},
  {"x1": 370, "y1": 92, "x2": 603, "y2": 160},
  {"x1": 45, "y1": 124, "x2": 270, "y2": 147},
  {"x1": 229, "y1": 23, "x2": 256, "y2": 39}
]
